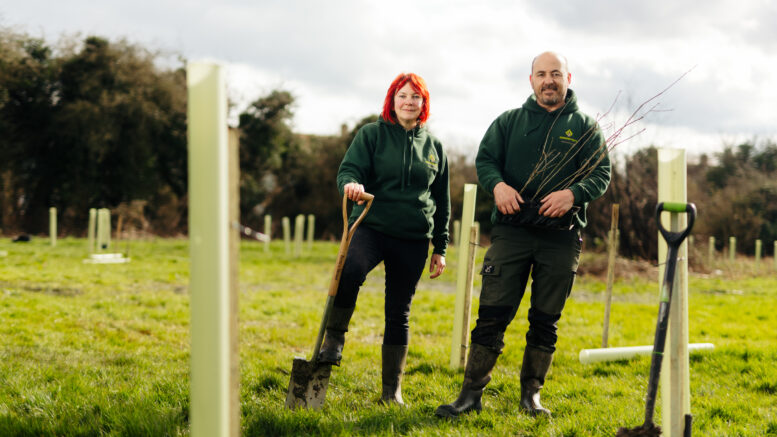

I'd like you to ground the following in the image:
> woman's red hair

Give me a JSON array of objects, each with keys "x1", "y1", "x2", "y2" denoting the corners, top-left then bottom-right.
[{"x1": 381, "y1": 73, "x2": 430, "y2": 126}]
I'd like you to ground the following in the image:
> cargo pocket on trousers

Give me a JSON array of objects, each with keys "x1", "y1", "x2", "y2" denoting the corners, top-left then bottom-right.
[
  {"x1": 479, "y1": 263, "x2": 505, "y2": 306},
  {"x1": 481, "y1": 263, "x2": 500, "y2": 276}
]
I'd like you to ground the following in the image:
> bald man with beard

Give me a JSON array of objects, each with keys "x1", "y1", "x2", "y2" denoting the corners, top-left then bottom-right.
[{"x1": 436, "y1": 51, "x2": 611, "y2": 418}]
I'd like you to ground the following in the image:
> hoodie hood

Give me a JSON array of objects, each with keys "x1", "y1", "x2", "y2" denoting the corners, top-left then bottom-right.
[
  {"x1": 378, "y1": 116, "x2": 426, "y2": 135},
  {"x1": 519, "y1": 89, "x2": 579, "y2": 138},
  {"x1": 524, "y1": 88, "x2": 579, "y2": 114}
]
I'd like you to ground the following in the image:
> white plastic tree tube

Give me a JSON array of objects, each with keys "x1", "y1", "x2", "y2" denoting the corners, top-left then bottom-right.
[
  {"x1": 187, "y1": 61, "x2": 238, "y2": 437},
  {"x1": 579, "y1": 343, "x2": 714, "y2": 364}
]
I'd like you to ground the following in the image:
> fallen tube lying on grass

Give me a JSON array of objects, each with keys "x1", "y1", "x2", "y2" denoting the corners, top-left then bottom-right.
[
  {"x1": 83, "y1": 253, "x2": 130, "y2": 264},
  {"x1": 579, "y1": 343, "x2": 714, "y2": 364}
]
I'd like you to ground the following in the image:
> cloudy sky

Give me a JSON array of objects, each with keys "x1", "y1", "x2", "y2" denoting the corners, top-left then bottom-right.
[{"x1": 2, "y1": 0, "x2": 776, "y2": 159}]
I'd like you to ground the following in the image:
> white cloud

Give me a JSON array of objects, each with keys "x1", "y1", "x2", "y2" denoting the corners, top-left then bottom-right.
[{"x1": 2, "y1": 0, "x2": 775, "y2": 158}]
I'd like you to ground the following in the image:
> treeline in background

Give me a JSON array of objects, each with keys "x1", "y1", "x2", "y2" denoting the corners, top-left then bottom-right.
[{"x1": 2, "y1": 30, "x2": 776, "y2": 260}]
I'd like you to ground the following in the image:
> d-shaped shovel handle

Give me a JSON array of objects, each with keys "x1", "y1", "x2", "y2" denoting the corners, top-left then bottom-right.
[{"x1": 656, "y1": 202, "x2": 697, "y2": 249}]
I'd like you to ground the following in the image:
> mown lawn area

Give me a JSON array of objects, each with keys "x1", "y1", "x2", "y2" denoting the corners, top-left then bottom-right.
[{"x1": 1, "y1": 237, "x2": 776, "y2": 436}]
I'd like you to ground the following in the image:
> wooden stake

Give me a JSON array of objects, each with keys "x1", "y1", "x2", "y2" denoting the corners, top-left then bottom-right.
[
  {"x1": 707, "y1": 236, "x2": 715, "y2": 267},
  {"x1": 601, "y1": 203, "x2": 619, "y2": 348},
  {"x1": 49, "y1": 207, "x2": 57, "y2": 247},
  {"x1": 450, "y1": 184, "x2": 477, "y2": 368},
  {"x1": 116, "y1": 214, "x2": 124, "y2": 240},
  {"x1": 227, "y1": 126, "x2": 240, "y2": 437},
  {"x1": 458, "y1": 224, "x2": 480, "y2": 366},
  {"x1": 88, "y1": 208, "x2": 97, "y2": 253}
]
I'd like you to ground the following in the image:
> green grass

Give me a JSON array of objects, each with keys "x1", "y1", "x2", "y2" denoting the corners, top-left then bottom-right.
[{"x1": 1, "y1": 237, "x2": 776, "y2": 436}]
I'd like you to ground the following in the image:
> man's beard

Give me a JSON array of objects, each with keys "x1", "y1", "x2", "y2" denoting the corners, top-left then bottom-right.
[
  {"x1": 539, "y1": 85, "x2": 562, "y2": 106},
  {"x1": 540, "y1": 94, "x2": 561, "y2": 106}
]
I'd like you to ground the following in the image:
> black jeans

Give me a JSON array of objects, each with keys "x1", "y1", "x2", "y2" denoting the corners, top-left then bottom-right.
[{"x1": 333, "y1": 226, "x2": 429, "y2": 346}]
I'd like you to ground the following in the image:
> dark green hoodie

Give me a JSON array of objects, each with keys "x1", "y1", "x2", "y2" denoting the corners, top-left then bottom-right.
[
  {"x1": 337, "y1": 117, "x2": 451, "y2": 255},
  {"x1": 476, "y1": 89, "x2": 611, "y2": 229}
]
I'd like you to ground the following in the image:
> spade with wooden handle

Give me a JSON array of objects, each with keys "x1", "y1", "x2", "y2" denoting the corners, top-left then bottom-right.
[{"x1": 285, "y1": 192, "x2": 374, "y2": 410}]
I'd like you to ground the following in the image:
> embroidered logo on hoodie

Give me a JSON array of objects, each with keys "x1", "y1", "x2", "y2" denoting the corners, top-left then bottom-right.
[
  {"x1": 559, "y1": 129, "x2": 578, "y2": 145},
  {"x1": 424, "y1": 152, "x2": 438, "y2": 169}
]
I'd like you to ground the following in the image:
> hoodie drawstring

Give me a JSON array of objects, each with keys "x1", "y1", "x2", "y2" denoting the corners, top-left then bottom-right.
[{"x1": 401, "y1": 128, "x2": 415, "y2": 190}]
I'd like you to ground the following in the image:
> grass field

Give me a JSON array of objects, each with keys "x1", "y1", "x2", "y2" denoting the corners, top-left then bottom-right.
[{"x1": 1, "y1": 237, "x2": 776, "y2": 436}]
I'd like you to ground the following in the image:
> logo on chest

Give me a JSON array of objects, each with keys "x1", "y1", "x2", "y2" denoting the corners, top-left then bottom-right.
[
  {"x1": 423, "y1": 152, "x2": 438, "y2": 169},
  {"x1": 558, "y1": 129, "x2": 578, "y2": 145}
]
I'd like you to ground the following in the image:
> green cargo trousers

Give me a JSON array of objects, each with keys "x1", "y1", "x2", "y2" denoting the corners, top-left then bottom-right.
[{"x1": 471, "y1": 224, "x2": 582, "y2": 352}]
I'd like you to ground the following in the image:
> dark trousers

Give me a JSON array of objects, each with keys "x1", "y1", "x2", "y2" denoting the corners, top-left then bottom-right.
[
  {"x1": 471, "y1": 224, "x2": 582, "y2": 353},
  {"x1": 333, "y1": 226, "x2": 429, "y2": 345}
]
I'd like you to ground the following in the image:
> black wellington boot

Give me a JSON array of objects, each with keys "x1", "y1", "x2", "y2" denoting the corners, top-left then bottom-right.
[
  {"x1": 435, "y1": 343, "x2": 500, "y2": 418},
  {"x1": 379, "y1": 344, "x2": 409, "y2": 406},
  {"x1": 317, "y1": 306, "x2": 355, "y2": 366},
  {"x1": 520, "y1": 345, "x2": 553, "y2": 417}
]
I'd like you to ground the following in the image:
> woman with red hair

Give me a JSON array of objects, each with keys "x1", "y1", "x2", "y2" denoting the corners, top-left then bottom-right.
[{"x1": 318, "y1": 73, "x2": 451, "y2": 405}]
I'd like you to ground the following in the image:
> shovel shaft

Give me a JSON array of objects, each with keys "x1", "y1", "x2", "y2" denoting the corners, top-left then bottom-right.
[
  {"x1": 327, "y1": 193, "x2": 375, "y2": 297},
  {"x1": 643, "y1": 202, "x2": 697, "y2": 425},
  {"x1": 312, "y1": 192, "x2": 374, "y2": 360},
  {"x1": 643, "y1": 243, "x2": 679, "y2": 424},
  {"x1": 311, "y1": 296, "x2": 335, "y2": 362}
]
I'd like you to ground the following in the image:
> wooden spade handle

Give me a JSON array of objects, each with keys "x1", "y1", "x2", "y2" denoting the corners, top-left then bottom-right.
[
  {"x1": 310, "y1": 192, "x2": 375, "y2": 362},
  {"x1": 327, "y1": 192, "x2": 374, "y2": 297}
]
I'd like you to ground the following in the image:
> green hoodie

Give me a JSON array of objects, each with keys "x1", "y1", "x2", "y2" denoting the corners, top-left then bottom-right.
[
  {"x1": 337, "y1": 117, "x2": 451, "y2": 255},
  {"x1": 476, "y1": 89, "x2": 611, "y2": 229}
]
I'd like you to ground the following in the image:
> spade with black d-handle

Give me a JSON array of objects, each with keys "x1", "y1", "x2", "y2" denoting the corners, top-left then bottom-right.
[
  {"x1": 616, "y1": 202, "x2": 696, "y2": 437},
  {"x1": 285, "y1": 192, "x2": 374, "y2": 410}
]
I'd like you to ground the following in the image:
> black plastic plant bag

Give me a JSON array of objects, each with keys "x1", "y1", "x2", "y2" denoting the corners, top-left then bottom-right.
[{"x1": 497, "y1": 200, "x2": 580, "y2": 231}]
